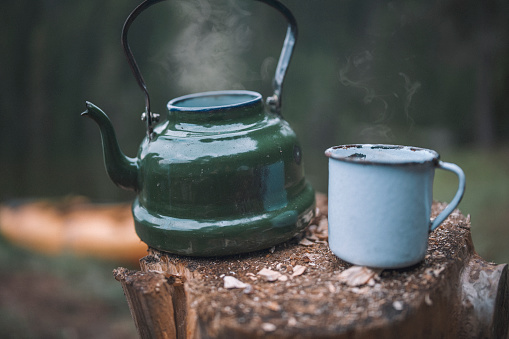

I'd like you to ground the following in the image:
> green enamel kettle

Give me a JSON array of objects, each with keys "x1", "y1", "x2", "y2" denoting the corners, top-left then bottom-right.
[{"x1": 82, "y1": 0, "x2": 315, "y2": 256}]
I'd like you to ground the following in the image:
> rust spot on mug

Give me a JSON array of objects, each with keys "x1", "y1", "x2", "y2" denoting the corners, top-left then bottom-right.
[
  {"x1": 371, "y1": 145, "x2": 403, "y2": 150},
  {"x1": 332, "y1": 145, "x2": 363, "y2": 150},
  {"x1": 325, "y1": 145, "x2": 362, "y2": 158},
  {"x1": 347, "y1": 153, "x2": 367, "y2": 159}
]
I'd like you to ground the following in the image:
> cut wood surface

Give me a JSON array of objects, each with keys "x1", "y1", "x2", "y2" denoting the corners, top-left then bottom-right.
[{"x1": 115, "y1": 193, "x2": 508, "y2": 338}]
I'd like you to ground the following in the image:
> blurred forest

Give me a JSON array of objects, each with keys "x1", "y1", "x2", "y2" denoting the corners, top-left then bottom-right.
[
  {"x1": 0, "y1": 1, "x2": 508, "y2": 337},
  {"x1": 1, "y1": 0, "x2": 508, "y2": 255}
]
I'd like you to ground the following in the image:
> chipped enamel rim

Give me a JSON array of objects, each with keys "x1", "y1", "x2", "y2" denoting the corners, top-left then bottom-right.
[{"x1": 324, "y1": 144, "x2": 440, "y2": 166}]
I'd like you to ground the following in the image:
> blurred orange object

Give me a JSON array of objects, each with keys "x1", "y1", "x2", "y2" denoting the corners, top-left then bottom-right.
[{"x1": 0, "y1": 197, "x2": 148, "y2": 265}]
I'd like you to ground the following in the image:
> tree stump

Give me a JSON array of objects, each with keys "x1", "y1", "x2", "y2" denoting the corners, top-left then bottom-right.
[{"x1": 114, "y1": 194, "x2": 509, "y2": 339}]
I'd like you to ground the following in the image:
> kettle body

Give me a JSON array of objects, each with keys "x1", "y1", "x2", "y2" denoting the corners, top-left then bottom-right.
[
  {"x1": 134, "y1": 90, "x2": 315, "y2": 255},
  {"x1": 82, "y1": 0, "x2": 315, "y2": 256}
]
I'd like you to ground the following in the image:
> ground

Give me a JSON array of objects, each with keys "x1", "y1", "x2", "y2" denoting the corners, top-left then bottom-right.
[{"x1": 0, "y1": 236, "x2": 138, "y2": 339}]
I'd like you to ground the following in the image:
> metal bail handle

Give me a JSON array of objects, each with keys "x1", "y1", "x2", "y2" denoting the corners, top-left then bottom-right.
[{"x1": 121, "y1": 0, "x2": 298, "y2": 138}]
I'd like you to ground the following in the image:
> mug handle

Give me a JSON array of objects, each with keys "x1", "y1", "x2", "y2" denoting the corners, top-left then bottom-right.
[{"x1": 430, "y1": 161, "x2": 466, "y2": 231}]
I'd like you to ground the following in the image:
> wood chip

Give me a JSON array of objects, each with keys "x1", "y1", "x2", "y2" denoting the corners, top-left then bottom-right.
[
  {"x1": 327, "y1": 281, "x2": 336, "y2": 293},
  {"x1": 291, "y1": 265, "x2": 306, "y2": 278},
  {"x1": 315, "y1": 207, "x2": 321, "y2": 217},
  {"x1": 299, "y1": 238, "x2": 315, "y2": 246},
  {"x1": 264, "y1": 301, "x2": 281, "y2": 312},
  {"x1": 243, "y1": 284, "x2": 253, "y2": 294},
  {"x1": 306, "y1": 234, "x2": 319, "y2": 242},
  {"x1": 223, "y1": 276, "x2": 249, "y2": 289},
  {"x1": 317, "y1": 218, "x2": 328, "y2": 233},
  {"x1": 315, "y1": 232, "x2": 329, "y2": 241},
  {"x1": 336, "y1": 266, "x2": 382, "y2": 287},
  {"x1": 261, "y1": 323, "x2": 277, "y2": 332},
  {"x1": 278, "y1": 275, "x2": 289, "y2": 282},
  {"x1": 307, "y1": 224, "x2": 318, "y2": 233},
  {"x1": 304, "y1": 253, "x2": 318, "y2": 261},
  {"x1": 424, "y1": 293, "x2": 433, "y2": 306},
  {"x1": 392, "y1": 301, "x2": 404, "y2": 311},
  {"x1": 257, "y1": 268, "x2": 282, "y2": 282}
]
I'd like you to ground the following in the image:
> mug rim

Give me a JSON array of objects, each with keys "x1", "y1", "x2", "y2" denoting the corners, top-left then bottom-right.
[{"x1": 324, "y1": 144, "x2": 440, "y2": 166}]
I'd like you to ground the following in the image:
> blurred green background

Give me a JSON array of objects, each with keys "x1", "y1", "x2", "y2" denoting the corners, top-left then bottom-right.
[{"x1": 1, "y1": 0, "x2": 508, "y2": 337}]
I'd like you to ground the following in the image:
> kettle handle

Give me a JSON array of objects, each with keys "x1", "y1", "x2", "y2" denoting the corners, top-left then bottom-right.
[
  {"x1": 122, "y1": 0, "x2": 165, "y2": 139},
  {"x1": 121, "y1": 0, "x2": 297, "y2": 137},
  {"x1": 256, "y1": 0, "x2": 297, "y2": 116}
]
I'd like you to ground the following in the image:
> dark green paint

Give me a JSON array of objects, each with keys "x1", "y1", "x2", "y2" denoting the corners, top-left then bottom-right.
[
  {"x1": 83, "y1": 91, "x2": 315, "y2": 256},
  {"x1": 82, "y1": 102, "x2": 139, "y2": 191}
]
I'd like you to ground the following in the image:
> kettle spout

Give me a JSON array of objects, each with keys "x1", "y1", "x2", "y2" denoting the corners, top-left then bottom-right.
[{"x1": 82, "y1": 101, "x2": 139, "y2": 191}]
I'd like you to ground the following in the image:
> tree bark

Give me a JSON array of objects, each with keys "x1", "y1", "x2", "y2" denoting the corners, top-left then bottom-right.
[{"x1": 113, "y1": 268, "x2": 178, "y2": 339}]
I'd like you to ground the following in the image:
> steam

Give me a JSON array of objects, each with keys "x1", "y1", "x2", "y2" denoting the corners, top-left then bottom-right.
[
  {"x1": 358, "y1": 124, "x2": 395, "y2": 141},
  {"x1": 339, "y1": 51, "x2": 392, "y2": 141},
  {"x1": 261, "y1": 56, "x2": 277, "y2": 82},
  {"x1": 339, "y1": 51, "x2": 390, "y2": 118},
  {"x1": 339, "y1": 50, "x2": 421, "y2": 140},
  {"x1": 398, "y1": 72, "x2": 421, "y2": 127},
  {"x1": 169, "y1": 0, "x2": 253, "y2": 93}
]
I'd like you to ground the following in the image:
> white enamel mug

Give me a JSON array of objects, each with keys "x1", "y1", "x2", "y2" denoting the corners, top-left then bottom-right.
[{"x1": 325, "y1": 144, "x2": 466, "y2": 269}]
